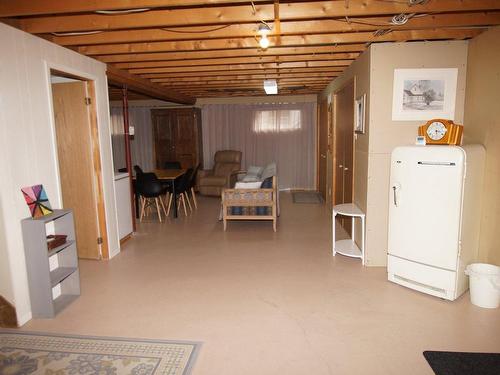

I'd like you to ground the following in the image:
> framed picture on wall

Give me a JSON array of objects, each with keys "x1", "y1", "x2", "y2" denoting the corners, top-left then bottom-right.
[
  {"x1": 392, "y1": 68, "x2": 458, "y2": 121},
  {"x1": 355, "y1": 94, "x2": 366, "y2": 134}
]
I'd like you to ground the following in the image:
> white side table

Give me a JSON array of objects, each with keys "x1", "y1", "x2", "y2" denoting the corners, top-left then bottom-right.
[{"x1": 332, "y1": 203, "x2": 366, "y2": 265}]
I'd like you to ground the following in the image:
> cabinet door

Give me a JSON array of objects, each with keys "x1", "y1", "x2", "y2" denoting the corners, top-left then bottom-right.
[
  {"x1": 152, "y1": 110, "x2": 175, "y2": 169},
  {"x1": 173, "y1": 109, "x2": 197, "y2": 168}
]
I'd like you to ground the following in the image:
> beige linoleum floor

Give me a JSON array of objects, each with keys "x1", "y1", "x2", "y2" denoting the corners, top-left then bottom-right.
[{"x1": 23, "y1": 193, "x2": 500, "y2": 375}]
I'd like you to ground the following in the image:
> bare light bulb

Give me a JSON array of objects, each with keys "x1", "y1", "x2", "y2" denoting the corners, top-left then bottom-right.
[{"x1": 259, "y1": 35, "x2": 270, "y2": 49}]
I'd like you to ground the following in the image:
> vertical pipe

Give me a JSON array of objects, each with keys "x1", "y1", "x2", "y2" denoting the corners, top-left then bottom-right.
[{"x1": 122, "y1": 86, "x2": 136, "y2": 231}]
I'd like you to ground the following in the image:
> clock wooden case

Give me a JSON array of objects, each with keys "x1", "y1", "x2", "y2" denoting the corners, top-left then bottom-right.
[{"x1": 418, "y1": 119, "x2": 463, "y2": 145}]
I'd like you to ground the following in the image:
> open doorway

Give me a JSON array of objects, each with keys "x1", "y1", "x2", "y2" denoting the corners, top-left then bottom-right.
[{"x1": 50, "y1": 71, "x2": 109, "y2": 259}]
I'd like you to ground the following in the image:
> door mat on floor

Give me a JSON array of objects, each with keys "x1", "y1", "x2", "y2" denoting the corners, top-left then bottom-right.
[
  {"x1": 0, "y1": 330, "x2": 201, "y2": 375},
  {"x1": 423, "y1": 351, "x2": 500, "y2": 375},
  {"x1": 292, "y1": 191, "x2": 323, "y2": 204}
]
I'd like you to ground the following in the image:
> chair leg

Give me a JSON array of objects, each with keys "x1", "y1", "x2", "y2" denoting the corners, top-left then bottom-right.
[
  {"x1": 273, "y1": 219, "x2": 277, "y2": 232},
  {"x1": 155, "y1": 197, "x2": 162, "y2": 222},
  {"x1": 185, "y1": 192, "x2": 193, "y2": 212},
  {"x1": 166, "y1": 193, "x2": 173, "y2": 217},
  {"x1": 140, "y1": 196, "x2": 146, "y2": 222},
  {"x1": 159, "y1": 195, "x2": 168, "y2": 217},
  {"x1": 223, "y1": 218, "x2": 227, "y2": 231},
  {"x1": 191, "y1": 187, "x2": 198, "y2": 209},
  {"x1": 180, "y1": 194, "x2": 188, "y2": 216}
]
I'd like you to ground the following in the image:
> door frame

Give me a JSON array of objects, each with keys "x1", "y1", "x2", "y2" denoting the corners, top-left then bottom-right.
[
  {"x1": 47, "y1": 65, "x2": 109, "y2": 259},
  {"x1": 316, "y1": 96, "x2": 328, "y2": 197},
  {"x1": 332, "y1": 77, "x2": 356, "y2": 207},
  {"x1": 328, "y1": 95, "x2": 334, "y2": 207}
]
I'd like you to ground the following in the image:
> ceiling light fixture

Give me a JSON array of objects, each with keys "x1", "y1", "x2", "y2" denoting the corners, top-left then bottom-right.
[
  {"x1": 264, "y1": 79, "x2": 278, "y2": 95},
  {"x1": 258, "y1": 23, "x2": 272, "y2": 49}
]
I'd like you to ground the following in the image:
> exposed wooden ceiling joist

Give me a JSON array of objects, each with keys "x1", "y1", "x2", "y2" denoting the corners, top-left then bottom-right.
[
  {"x1": 0, "y1": 0, "x2": 269, "y2": 17},
  {"x1": 127, "y1": 60, "x2": 352, "y2": 75},
  {"x1": 150, "y1": 72, "x2": 339, "y2": 84},
  {"x1": 125, "y1": 58, "x2": 352, "y2": 72},
  {"x1": 139, "y1": 66, "x2": 346, "y2": 79},
  {"x1": 47, "y1": 13, "x2": 500, "y2": 47},
  {"x1": 98, "y1": 44, "x2": 366, "y2": 64},
  {"x1": 79, "y1": 29, "x2": 483, "y2": 56},
  {"x1": 164, "y1": 80, "x2": 333, "y2": 90},
  {"x1": 2, "y1": 0, "x2": 499, "y2": 98},
  {"x1": 106, "y1": 65, "x2": 195, "y2": 104},
  {"x1": 18, "y1": 1, "x2": 500, "y2": 34}
]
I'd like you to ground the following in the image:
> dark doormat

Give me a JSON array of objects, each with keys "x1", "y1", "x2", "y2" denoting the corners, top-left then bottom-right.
[
  {"x1": 423, "y1": 351, "x2": 500, "y2": 375},
  {"x1": 292, "y1": 191, "x2": 323, "y2": 204}
]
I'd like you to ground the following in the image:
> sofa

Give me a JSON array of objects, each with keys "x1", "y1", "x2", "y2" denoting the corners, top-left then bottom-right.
[{"x1": 197, "y1": 150, "x2": 242, "y2": 196}]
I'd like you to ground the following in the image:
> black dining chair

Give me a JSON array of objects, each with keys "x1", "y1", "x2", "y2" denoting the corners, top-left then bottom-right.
[
  {"x1": 135, "y1": 173, "x2": 168, "y2": 222},
  {"x1": 163, "y1": 161, "x2": 182, "y2": 169},
  {"x1": 166, "y1": 168, "x2": 192, "y2": 216},
  {"x1": 186, "y1": 164, "x2": 200, "y2": 209},
  {"x1": 133, "y1": 165, "x2": 144, "y2": 176}
]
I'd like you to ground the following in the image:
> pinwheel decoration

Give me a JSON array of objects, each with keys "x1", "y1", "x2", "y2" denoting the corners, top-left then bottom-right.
[{"x1": 21, "y1": 184, "x2": 53, "y2": 219}]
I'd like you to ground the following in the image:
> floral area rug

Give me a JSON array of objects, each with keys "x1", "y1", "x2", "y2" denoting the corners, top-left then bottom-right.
[{"x1": 0, "y1": 330, "x2": 201, "y2": 375}]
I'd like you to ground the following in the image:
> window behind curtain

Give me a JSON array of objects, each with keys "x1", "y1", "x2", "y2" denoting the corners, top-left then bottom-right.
[
  {"x1": 201, "y1": 102, "x2": 316, "y2": 190},
  {"x1": 253, "y1": 109, "x2": 301, "y2": 133}
]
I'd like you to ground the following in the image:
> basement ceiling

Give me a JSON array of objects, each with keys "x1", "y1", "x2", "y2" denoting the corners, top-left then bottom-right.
[{"x1": 1, "y1": 0, "x2": 499, "y2": 102}]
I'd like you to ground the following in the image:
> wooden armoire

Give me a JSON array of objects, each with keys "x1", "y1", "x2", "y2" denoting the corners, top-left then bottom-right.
[{"x1": 151, "y1": 108, "x2": 203, "y2": 169}]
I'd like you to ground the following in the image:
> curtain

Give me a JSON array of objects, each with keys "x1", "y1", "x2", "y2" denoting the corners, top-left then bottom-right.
[
  {"x1": 109, "y1": 106, "x2": 154, "y2": 173},
  {"x1": 201, "y1": 102, "x2": 316, "y2": 190},
  {"x1": 110, "y1": 107, "x2": 126, "y2": 172}
]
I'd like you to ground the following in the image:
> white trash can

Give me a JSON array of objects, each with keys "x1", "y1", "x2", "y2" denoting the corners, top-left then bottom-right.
[{"x1": 465, "y1": 263, "x2": 500, "y2": 309}]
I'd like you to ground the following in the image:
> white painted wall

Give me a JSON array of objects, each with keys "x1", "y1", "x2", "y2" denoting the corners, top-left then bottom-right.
[
  {"x1": 366, "y1": 41, "x2": 468, "y2": 266},
  {"x1": 463, "y1": 27, "x2": 500, "y2": 265},
  {"x1": 0, "y1": 23, "x2": 120, "y2": 325},
  {"x1": 319, "y1": 40, "x2": 468, "y2": 267}
]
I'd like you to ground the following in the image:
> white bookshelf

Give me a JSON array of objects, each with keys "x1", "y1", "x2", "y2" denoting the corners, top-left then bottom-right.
[{"x1": 21, "y1": 209, "x2": 80, "y2": 318}]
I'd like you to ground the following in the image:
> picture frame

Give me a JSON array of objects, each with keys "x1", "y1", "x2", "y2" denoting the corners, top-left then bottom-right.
[
  {"x1": 391, "y1": 68, "x2": 458, "y2": 121},
  {"x1": 354, "y1": 93, "x2": 366, "y2": 134}
]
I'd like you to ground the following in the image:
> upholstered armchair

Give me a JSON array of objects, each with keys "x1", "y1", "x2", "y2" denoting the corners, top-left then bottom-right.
[{"x1": 197, "y1": 150, "x2": 242, "y2": 196}]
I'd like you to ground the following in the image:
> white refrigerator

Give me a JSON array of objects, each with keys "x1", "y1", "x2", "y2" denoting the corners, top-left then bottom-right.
[{"x1": 387, "y1": 145, "x2": 485, "y2": 300}]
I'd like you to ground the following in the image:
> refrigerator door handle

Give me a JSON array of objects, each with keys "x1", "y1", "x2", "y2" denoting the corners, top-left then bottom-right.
[{"x1": 392, "y1": 183, "x2": 401, "y2": 207}]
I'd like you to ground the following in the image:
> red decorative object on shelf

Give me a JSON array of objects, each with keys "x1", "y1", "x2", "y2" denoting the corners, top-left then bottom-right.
[{"x1": 46, "y1": 235, "x2": 67, "y2": 250}]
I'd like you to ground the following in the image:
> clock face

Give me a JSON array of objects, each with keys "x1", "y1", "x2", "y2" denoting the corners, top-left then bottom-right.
[{"x1": 426, "y1": 121, "x2": 447, "y2": 140}]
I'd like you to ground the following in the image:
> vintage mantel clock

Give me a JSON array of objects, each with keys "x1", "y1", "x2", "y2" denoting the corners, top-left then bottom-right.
[{"x1": 418, "y1": 119, "x2": 463, "y2": 145}]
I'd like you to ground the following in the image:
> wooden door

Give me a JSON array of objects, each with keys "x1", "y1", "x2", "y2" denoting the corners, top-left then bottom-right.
[
  {"x1": 333, "y1": 95, "x2": 344, "y2": 206},
  {"x1": 152, "y1": 110, "x2": 175, "y2": 169},
  {"x1": 318, "y1": 97, "x2": 328, "y2": 201},
  {"x1": 327, "y1": 100, "x2": 334, "y2": 207},
  {"x1": 52, "y1": 82, "x2": 101, "y2": 259},
  {"x1": 333, "y1": 80, "x2": 355, "y2": 233}
]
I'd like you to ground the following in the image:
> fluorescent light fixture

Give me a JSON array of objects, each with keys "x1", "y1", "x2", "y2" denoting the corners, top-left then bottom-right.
[{"x1": 264, "y1": 80, "x2": 278, "y2": 95}]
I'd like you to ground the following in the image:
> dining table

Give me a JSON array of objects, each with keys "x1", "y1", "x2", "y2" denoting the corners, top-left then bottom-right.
[{"x1": 134, "y1": 169, "x2": 186, "y2": 219}]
